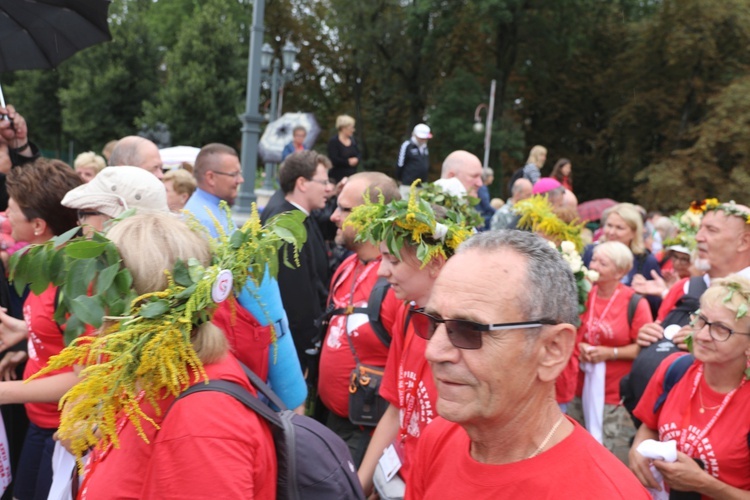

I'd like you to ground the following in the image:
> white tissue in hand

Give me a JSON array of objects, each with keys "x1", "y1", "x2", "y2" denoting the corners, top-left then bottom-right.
[{"x1": 636, "y1": 439, "x2": 677, "y2": 462}]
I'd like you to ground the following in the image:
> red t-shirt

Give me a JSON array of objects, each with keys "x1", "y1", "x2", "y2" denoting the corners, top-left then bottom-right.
[
  {"x1": 318, "y1": 255, "x2": 401, "y2": 418},
  {"x1": 406, "y1": 416, "x2": 650, "y2": 499},
  {"x1": 575, "y1": 284, "x2": 652, "y2": 405},
  {"x1": 80, "y1": 352, "x2": 276, "y2": 499},
  {"x1": 379, "y1": 303, "x2": 437, "y2": 479},
  {"x1": 634, "y1": 354, "x2": 750, "y2": 495},
  {"x1": 22, "y1": 285, "x2": 74, "y2": 429}
]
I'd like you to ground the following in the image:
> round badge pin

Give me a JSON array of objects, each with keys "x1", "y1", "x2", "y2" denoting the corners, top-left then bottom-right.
[{"x1": 211, "y1": 269, "x2": 233, "y2": 303}]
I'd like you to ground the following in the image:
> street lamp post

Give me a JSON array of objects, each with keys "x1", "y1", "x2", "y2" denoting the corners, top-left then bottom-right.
[
  {"x1": 260, "y1": 41, "x2": 297, "y2": 191},
  {"x1": 237, "y1": 0, "x2": 266, "y2": 211},
  {"x1": 472, "y1": 79, "x2": 497, "y2": 169}
]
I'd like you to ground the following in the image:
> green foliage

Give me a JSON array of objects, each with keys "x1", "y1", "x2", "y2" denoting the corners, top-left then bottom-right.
[
  {"x1": 9, "y1": 230, "x2": 136, "y2": 345},
  {"x1": 138, "y1": 0, "x2": 248, "y2": 146}
]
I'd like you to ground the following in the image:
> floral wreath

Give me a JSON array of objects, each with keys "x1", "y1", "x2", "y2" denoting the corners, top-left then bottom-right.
[
  {"x1": 689, "y1": 198, "x2": 750, "y2": 224},
  {"x1": 662, "y1": 207, "x2": 701, "y2": 251},
  {"x1": 13, "y1": 203, "x2": 306, "y2": 461},
  {"x1": 417, "y1": 181, "x2": 484, "y2": 228},
  {"x1": 344, "y1": 180, "x2": 474, "y2": 267},
  {"x1": 512, "y1": 195, "x2": 585, "y2": 253}
]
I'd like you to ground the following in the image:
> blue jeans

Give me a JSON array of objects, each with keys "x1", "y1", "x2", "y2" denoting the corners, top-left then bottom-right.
[{"x1": 13, "y1": 423, "x2": 56, "y2": 500}]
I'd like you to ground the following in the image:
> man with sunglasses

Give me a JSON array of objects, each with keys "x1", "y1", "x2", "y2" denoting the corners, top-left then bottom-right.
[{"x1": 406, "y1": 230, "x2": 648, "y2": 498}]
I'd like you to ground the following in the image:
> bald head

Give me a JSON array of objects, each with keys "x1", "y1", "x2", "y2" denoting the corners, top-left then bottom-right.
[
  {"x1": 109, "y1": 136, "x2": 163, "y2": 179},
  {"x1": 511, "y1": 178, "x2": 533, "y2": 202},
  {"x1": 440, "y1": 150, "x2": 483, "y2": 197}
]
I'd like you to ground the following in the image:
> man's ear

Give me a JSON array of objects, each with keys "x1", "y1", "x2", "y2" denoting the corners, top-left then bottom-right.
[
  {"x1": 537, "y1": 324, "x2": 576, "y2": 383},
  {"x1": 294, "y1": 176, "x2": 308, "y2": 193}
]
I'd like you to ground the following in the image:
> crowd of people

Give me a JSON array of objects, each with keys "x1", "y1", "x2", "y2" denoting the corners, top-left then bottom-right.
[{"x1": 0, "y1": 104, "x2": 748, "y2": 500}]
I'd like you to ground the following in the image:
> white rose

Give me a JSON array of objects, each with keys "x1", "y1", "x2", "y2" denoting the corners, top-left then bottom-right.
[
  {"x1": 587, "y1": 269, "x2": 600, "y2": 282},
  {"x1": 560, "y1": 241, "x2": 576, "y2": 255},
  {"x1": 548, "y1": 240, "x2": 557, "y2": 249}
]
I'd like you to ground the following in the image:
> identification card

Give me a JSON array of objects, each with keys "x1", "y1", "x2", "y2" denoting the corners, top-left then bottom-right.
[{"x1": 379, "y1": 444, "x2": 402, "y2": 482}]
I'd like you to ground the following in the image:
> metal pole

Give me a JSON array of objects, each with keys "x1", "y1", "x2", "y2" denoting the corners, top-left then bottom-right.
[
  {"x1": 483, "y1": 79, "x2": 497, "y2": 169},
  {"x1": 237, "y1": 0, "x2": 266, "y2": 210},
  {"x1": 261, "y1": 59, "x2": 280, "y2": 191}
]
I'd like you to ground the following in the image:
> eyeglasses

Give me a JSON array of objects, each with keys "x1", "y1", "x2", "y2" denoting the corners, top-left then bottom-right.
[
  {"x1": 691, "y1": 313, "x2": 750, "y2": 342},
  {"x1": 213, "y1": 170, "x2": 243, "y2": 178},
  {"x1": 308, "y1": 177, "x2": 331, "y2": 186},
  {"x1": 411, "y1": 309, "x2": 559, "y2": 350}
]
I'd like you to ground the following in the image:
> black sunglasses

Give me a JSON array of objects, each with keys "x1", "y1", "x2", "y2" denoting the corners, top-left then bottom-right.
[{"x1": 411, "y1": 309, "x2": 559, "y2": 350}]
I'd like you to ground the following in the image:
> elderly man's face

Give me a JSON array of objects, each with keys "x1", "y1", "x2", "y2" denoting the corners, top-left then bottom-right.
[
  {"x1": 425, "y1": 248, "x2": 539, "y2": 427},
  {"x1": 456, "y1": 162, "x2": 483, "y2": 197},
  {"x1": 138, "y1": 142, "x2": 164, "y2": 180},
  {"x1": 695, "y1": 210, "x2": 748, "y2": 272}
]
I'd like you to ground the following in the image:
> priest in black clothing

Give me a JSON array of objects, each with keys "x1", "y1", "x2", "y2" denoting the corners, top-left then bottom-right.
[{"x1": 260, "y1": 151, "x2": 334, "y2": 375}]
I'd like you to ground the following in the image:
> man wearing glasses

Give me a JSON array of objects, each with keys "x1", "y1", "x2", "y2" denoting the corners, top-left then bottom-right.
[
  {"x1": 260, "y1": 151, "x2": 334, "y2": 375},
  {"x1": 406, "y1": 230, "x2": 648, "y2": 498}
]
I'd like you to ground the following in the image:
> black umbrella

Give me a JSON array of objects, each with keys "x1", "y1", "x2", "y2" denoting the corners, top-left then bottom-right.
[{"x1": 0, "y1": 0, "x2": 112, "y2": 105}]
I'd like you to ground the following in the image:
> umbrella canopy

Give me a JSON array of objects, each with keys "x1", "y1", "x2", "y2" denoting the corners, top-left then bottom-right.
[
  {"x1": 0, "y1": 0, "x2": 112, "y2": 73},
  {"x1": 0, "y1": 0, "x2": 112, "y2": 106},
  {"x1": 160, "y1": 145, "x2": 200, "y2": 170},
  {"x1": 258, "y1": 112, "x2": 320, "y2": 164},
  {"x1": 577, "y1": 198, "x2": 618, "y2": 222}
]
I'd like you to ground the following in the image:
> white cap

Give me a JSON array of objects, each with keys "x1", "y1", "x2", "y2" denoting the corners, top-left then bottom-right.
[
  {"x1": 62, "y1": 166, "x2": 169, "y2": 218},
  {"x1": 413, "y1": 123, "x2": 432, "y2": 139},
  {"x1": 667, "y1": 245, "x2": 690, "y2": 255}
]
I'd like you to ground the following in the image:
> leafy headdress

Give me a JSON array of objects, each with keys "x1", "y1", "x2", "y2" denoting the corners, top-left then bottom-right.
[
  {"x1": 344, "y1": 181, "x2": 473, "y2": 266},
  {"x1": 689, "y1": 198, "x2": 750, "y2": 224},
  {"x1": 512, "y1": 194, "x2": 585, "y2": 252},
  {"x1": 12, "y1": 204, "x2": 306, "y2": 461}
]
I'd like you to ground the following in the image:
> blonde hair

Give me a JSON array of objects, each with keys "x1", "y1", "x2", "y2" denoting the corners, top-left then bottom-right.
[
  {"x1": 336, "y1": 114, "x2": 355, "y2": 131},
  {"x1": 106, "y1": 213, "x2": 227, "y2": 363},
  {"x1": 526, "y1": 145, "x2": 547, "y2": 167},
  {"x1": 163, "y1": 168, "x2": 197, "y2": 198},
  {"x1": 602, "y1": 202, "x2": 646, "y2": 255},
  {"x1": 701, "y1": 275, "x2": 750, "y2": 319},
  {"x1": 594, "y1": 241, "x2": 634, "y2": 275},
  {"x1": 74, "y1": 151, "x2": 106, "y2": 173}
]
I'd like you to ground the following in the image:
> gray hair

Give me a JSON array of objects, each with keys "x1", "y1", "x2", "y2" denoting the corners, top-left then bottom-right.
[
  {"x1": 458, "y1": 230, "x2": 578, "y2": 325},
  {"x1": 482, "y1": 167, "x2": 494, "y2": 183}
]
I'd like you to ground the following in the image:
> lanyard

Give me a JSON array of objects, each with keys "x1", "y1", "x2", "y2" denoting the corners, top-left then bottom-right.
[
  {"x1": 678, "y1": 365, "x2": 745, "y2": 455},
  {"x1": 584, "y1": 285, "x2": 621, "y2": 344},
  {"x1": 332, "y1": 259, "x2": 379, "y2": 308}
]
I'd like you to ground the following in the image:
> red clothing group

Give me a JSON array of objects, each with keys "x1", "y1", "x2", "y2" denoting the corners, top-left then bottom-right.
[
  {"x1": 80, "y1": 353, "x2": 276, "y2": 499},
  {"x1": 318, "y1": 255, "x2": 401, "y2": 418},
  {"x1": 22, "y1": 285, "x2": 73, "y2": 429},
  {"x1": 406, "y1": 416, "x2": 649, "y2": 499},
  {"x1": 573, "y1": 284, "x2": 652, "y2": 405},
  {"x1": 379, "y1": 304, "x2": 437, "y2": 480},
  {"x1": 634, "y1": 354, "x2": 750, "y2": 494}
]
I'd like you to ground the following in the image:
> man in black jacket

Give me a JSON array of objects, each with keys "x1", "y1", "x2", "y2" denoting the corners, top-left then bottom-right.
[
  {"x1": 395, "y1": 123, "x2": 431, "y2": 198},
  {"x1": 261, "y1": 151, "x2": 334, "y2": 373}
]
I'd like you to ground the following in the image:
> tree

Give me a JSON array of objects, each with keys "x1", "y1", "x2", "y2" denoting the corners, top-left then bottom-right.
[{"x1": 139, "y1": 0, "x2": 248, "y2": 147}]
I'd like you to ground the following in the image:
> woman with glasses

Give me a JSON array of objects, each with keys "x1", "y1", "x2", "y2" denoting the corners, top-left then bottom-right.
[
  {"x1": 568, "y1": 241, "x2": 652, "y2": 464},
  {"x1": 351, "y1": 184, "x2": 473, "y2": 499},
  {"x1": 0, "y1": 159, "x2": 82, "y2": 500},
  {"x1": 630, "y1": 275, "x2": 750, "y2": 497}
]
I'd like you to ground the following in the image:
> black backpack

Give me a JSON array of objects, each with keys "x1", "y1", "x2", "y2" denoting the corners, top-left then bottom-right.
[
  {"x1": 173, "y1": 364, "x2": 365, "y2": 500},
  {"x1": 620, "y1": 277, "x2": 707, "y2": 425}
]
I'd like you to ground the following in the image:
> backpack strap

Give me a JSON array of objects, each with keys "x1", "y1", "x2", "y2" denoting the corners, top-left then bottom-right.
[
  {"x1": 627, "y1": 292, "x2": 643, "y2": 328},
  {"x1": 175, "y1": 380, "x2": 284, "y2": 429},
  {"x1": 365, "y1": 277, "x2": 391, "y2": 348},
  {"x1": 653, "y1": 354, "x2": 694, "y2": 413},
  {"x1": 686, "y1": 276, "x2": 708, "y2": 298}
]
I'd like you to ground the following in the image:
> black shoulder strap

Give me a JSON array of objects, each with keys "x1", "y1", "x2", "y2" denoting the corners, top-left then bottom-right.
[
  {"x1": 366, "y1": 277, "x2": 391, "y2": 348},
  {"x1": 176, "y1": 380, "x2": 284, "y2": 428},
  {"x1": 627, "y1": 292, "x2": 643, "y2": 328},
  {"x1": 653, "y1": 354, "x2": 694, "y2": 413}
]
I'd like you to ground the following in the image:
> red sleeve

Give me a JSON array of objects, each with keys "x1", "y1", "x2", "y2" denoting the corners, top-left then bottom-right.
[
  {"x1": 379, "y1": 289, "x2": 404, "y2": 341},
  {"x1": 630, "y1": 296, "x2": 653, "y2": 340},
  {"x1": 632, "y1": 352, "x2": 687, "y2": 430},
  {"x1": 380, "y1": 303, "x2": 410, "y2": 407},
  {"x1": 656, "y1": 278, "x2": 688, "y2": 322}
]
